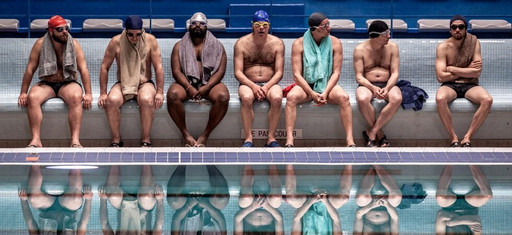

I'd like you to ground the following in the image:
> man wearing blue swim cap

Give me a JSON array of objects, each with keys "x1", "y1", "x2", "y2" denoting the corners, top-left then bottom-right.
[
  {"x1": 435, "y1": 14, "x2": 492, "y2": 147},
  {"x1": 234, "y1": 10, "x2": 285, "y2": 148}
]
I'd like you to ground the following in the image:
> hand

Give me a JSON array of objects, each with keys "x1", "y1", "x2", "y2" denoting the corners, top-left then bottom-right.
[
  {"x1": 98, "y1": 185, "x2": 108, "y2": 199},
  {"x1": 375, "y1": 88, "x2": 388, "y2": 100},
  {"x1": 97, "y1": 94, "x2": 108, "y2": 108},
  {"x1": 18, "y1": 187, "x2": 28, "y2": 201},
  {"x1": 83, "y1": 184, "x2": 93, "y2": 200},
  {"x1": 312, "y1": 92, "x2": 327, "y2": 107},
  {"x1": 18, "y1": 93, "x2": 28, "y2": 107},
  {"x1": 468, "y1": 60, "x2": 482, "y2": 69},
  {"x1": 154, "y1": 184, "x2": 164, "y2": 202},
  {"x1": 192, "y1": 86, "x2": 208, "y2": 100},
  {"x1": 469, "y1": 223, "x2": 482, "y2": 233},
  {"x1": 82, "y1": 93, "x2": 93, "y2": 109},
  {"x1": 154, "y1": 93, "x2": 164, "y2": 109}
]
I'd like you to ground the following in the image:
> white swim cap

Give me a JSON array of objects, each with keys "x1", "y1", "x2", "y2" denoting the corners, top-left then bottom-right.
[{"x1": 190, "y1": 12, "x2": 208, "y2": 24}]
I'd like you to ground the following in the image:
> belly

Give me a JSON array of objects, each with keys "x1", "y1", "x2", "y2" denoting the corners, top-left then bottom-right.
[
  {"x1": 364, "y1": 67, "x2": 391, "y2": 83},
  {"x1": 244, "y1": 65, "x2": 275, "y2": 83}
]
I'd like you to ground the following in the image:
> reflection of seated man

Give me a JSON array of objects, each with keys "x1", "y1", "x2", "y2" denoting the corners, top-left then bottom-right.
[
  {"x1": 354, "y1": 165, "x2": 402, "y2": 235},
  {"x1": 285, "y1": 165, "x2": 352, "y2": 235},
  {"x1": 167, "y1": 165, "x2": 229, "y2": 234},
  {"x1": 234, "y1": 10, "x2": 285, "y2": 147},
  {"x1": 99, "y1": 165, "x2": 163, "y2": 234},
  {"x1": 234, "y1": 165, "x2": 283, "y2": 234},
  {"x1": 435, "y1": 165, "x2": 492, "y2": 234},
  {"x1": 18, "y1": 165, "x2": 92, "y2": 234}
]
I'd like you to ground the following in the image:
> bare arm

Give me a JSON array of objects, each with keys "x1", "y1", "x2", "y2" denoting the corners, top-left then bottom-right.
[
  {"x1": 171, "y1": 199, "x2": 197, "y2": 235},
  {"x1": 74, "y1": 39, "x2": 92, "y2": 109},
  {"x1": 152, "y1": 184, "x2": 164, "y2": 235},
  {"x1": 18, "y1": 187, "x2": 40, "y2": 235},
  {"x1": 386, "y1": 42, "x2": 400, "y2": 91},
  {"x1": 264, "y1": 38, "x2": 285, "y2": 88},
  {"x1": 197, "y1": 198, "x2": 227, "y2": 235},
  {"x1": 98, "y1": 186, "x2": 114, "y2": 235},
  {"x1": 98, "y1": 37, "x2": 117, "y2": 107},
  {"x1": 18, "y1": 38, "x2": 43, "y2": 107},
  {"x1": 447, "y1": 40, "x2": 482, "y2": 79},
  {"x1": 202, "y1": 46, "x2": 228, "y2": 93},
  {"x1": 383, "y1": 200, "x2": 399, "y2": 235},
  {"x1": 320, "y1": 195, "x2": 342, "y2": 235},
  {"x1": 170, "y1": 41, "x2": 190, "y2": 89},
  {"x1": 149, "y1": 35, "x2": 164, "y2": 109},
  {"x1": 322, "y1": 36, "x2": 343, "y2": 98},
  {"x1": 291, "y1": 37, "x2": 314, "y2": 96},
  {"x1": 435, "y1": 43, "x2": 459, "y2": 83},
  {"x1": 291, "y1": 197, "x2": 316, "y2": 235},
  {"x1": 233, "y1": 39, "x2": 257, "y2": 88},
  {"x1": 353, "y1": 44, "x2": 374, "y2": 89},
  {"x1": 76, "y1": 184, "x2": 92, "y2": 235}
]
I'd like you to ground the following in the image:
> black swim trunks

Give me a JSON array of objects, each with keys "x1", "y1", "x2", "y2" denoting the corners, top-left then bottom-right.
[
  {"x1": 358, "y1": 82, "x2": 388, "y2": 89},
  {"x1": 38, "y1": 80, "x2": 82, "y2": 96},
  {"x1": 441, "y1": 82, "x2": 478, "y2": 98}
]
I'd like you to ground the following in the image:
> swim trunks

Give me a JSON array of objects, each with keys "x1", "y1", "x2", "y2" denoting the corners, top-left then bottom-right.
[
  {"x1": 38, "y1": 80, "x2": 81, "y2": 96},
  {"x1": 441, "y1": 82, "x2": 478, "y2": 98}
]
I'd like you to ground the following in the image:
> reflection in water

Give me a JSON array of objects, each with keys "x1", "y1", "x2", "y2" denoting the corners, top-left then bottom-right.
[
  {"x1": 286, "y1": 165, "x2": 352, "y2": 235},
  {"x1": 99, "y1": 165, "x2": 164, "y2": 234},
  {"x1": 19, "y1": 165, "x2": 92, "y2": 234},
  {"x1": 435, "y1": 165, "x2": 493, "y2": 234},
  {"x1": 234, "y1": 165, "x2": 283, "y2": 235},
  {"x1": 167, "y1": 165, "x2": 229, "y2": 235},
  {"x1": 9, "y1": 164, "x2": 505, "y2": 234}
]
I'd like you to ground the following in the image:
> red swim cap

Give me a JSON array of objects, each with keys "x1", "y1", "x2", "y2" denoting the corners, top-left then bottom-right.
[{"x1": 48, "y1": 15, "x2": 67, "y2": 28}]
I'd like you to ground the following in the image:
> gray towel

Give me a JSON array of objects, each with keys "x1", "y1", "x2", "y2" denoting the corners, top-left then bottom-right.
[
  {"x1": 38, "y1": 32, "x2": 77, "y2": 81},
  {"x1": 179, "y1": 31, "x2": 223, "y2": 86}
]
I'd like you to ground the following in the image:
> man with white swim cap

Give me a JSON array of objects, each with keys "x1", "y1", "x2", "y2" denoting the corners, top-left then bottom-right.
[{"x1": 234, "y1": 10, "x2": 285, "y2": 148}]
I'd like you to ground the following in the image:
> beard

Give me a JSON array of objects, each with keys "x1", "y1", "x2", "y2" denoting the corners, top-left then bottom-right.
[
  {"x1": 452, "y1": 31, "x2": 466, "y2": 41},
  {"x1": 189, "y1": 26, "x2": 207, "y2": 38},
  {"x1": 51, "y1": 33, "x2": 68, "y2": 44}
]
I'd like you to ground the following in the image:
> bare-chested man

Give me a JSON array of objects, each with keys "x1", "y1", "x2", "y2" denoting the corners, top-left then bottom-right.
[
  {"x1": 18, "y1": 15, "x2": 92, "y2": 147},
  {"x1": 354, "y1": 20, "x2": 402, "y2": 147},
  {"x1": 98, "y1": 15, "x2": 164, "y2": 147},
  {"x1": 234, "y1": 10, "x2": 284, "y2": 147},
  {"x1": 435, "y1": 15, "x2": 493, "y2": 147},
  {"x1": 285, "y1": 12, "x2": 355, "y2": 147},
  {"x1": 167, "y1": 12, "x2": 229, "y2": 147}
]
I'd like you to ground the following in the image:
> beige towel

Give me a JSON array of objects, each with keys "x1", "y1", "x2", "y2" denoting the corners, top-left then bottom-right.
[
  {"x1": 38, "y1": 32, "x2": 77, "y2": 81},
  {"x1": 453, "y1": 33, "x2": 478, "y2": 84},
  {"x1": 119, "y1": 29, "x2": 147, "y2": 100}
]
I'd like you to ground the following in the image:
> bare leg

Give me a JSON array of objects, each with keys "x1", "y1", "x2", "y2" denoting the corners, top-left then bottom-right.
[
  {"x1": 266, "y1": 85, "x2": 283, "y2": 144},
  {"x1": 436, "y1": 86, "x2": 458, "y2": 144},
  {"x1": 58, "y1": 169, "x2": 83, "y2": 211},
  {"x1": 284, "y1": 164, "x2": 306, "y2": 208},
  {"x1": 285, "y1": 86, "x2": 308, "y2": 146},
  {"x1": 137, "y1": 83, "x2": 157, "y2": 144},
  {"x1": 27, "y1": 165, "x2": 55, "y2": 209},
  {"x1": 356, "y1": 166, "x2": 376, "y2": 207},
  {"x1": 465, "y1": 165, "x2": 493, "y2": 207},
  {"x1": 197, "y1": 83, "x2": 230, "y2": 146},
  {"x1": 105, "y1": 165, "x2": 123, "y2": 209},
  {"x1": 167, "y1": 83, "x2": 196, "y2": 146},
  {"x1": 239, "y1": 85, "x2": 256, "y2": 144},
  {"x1": 356, "y1": 86, "x2": 378, "y2": 141},
  {"x1": 239, "y1": 165, "x2": 255, "y2": 208},
  {"x1": 58, "y1": 83, "x2": 84, "y2": 147},
  {"x1": 462, "y1": 87, "x2": 493, "y2": 144},
  {"x1": 105, "y1": 84, "x2": 125, "y2": 144},
  {"x1": 436, "y1": 165, "x2": 456, "y2": 208},
  {"x1": 26, "y1": 84, "x2": 57, "y2": 147},
  {"x1": 267, "y1": 165, "x2": 283, "y2": 208},
  {"x1": 374, "y1": 165, "x2": 402, "y2": 207},
  {"x1": 206, "y1": 165, "x2": 230, "y2": 210},
  {"x1": 371, "y1": 87, "x2": 402, "y2": 146},
  {"x1": 167, "y1": 165, "x2": 188, "y2": 210},
  {"x1": 138, "y1": 165, "x2": 156, "y2": 211},
  {"x1": 329, "y1": 165, "x2": 352, "y2": 209},
  {"x1": 328, "y1": 85, "x2": 355, "y2": 146}
]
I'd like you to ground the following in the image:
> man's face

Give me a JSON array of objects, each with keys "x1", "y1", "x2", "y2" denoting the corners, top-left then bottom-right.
[
  {"x1": 252, "y1": 21, "x2": 270, "y2": 36},
  {"x1": 50, "y1": 24, "x2": 69, "y2": 44},
  {"x1": 375, "y1": 29, "x2": 390, "y2": 45},
  {"x1": 189, "y1": 20, "x2": 207, "y2": 38},
  {"x1": 450, "y1": 20, "x2": 467, "y2": 40},
  {"x1": 314, "y1": 18, "x2": 331, "y2": 37},
  {"x1": 126, "y1": 29, "x2": 143, "y2": 44}
]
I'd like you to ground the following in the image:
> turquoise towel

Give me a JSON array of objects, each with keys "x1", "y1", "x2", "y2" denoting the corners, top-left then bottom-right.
[
  {"x1": 302, "y1": 29, "x2": 332, "y2": 93},
  {"x1": 302, "y1": 202, "x2": 333, "y2": 234}
]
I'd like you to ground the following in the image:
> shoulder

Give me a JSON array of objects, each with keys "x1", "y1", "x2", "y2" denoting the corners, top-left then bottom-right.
[
  {"x1": 387, "y1": 41, "x2": 399, "y2": 51},
  {"x1": 437, "y1": 39, "x2": 450, "y2": 50},
  {"x1": 354, "y1": 41, "x2": 368, "y2": 51},
  {"x1": 234, "y1": 34, "x2": 249, "y2": 47},
  {"x1": 292, "y1": 37, "x2": 303, "y2": 47}
]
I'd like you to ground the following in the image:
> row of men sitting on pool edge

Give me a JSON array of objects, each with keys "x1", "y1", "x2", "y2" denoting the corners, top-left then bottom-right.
[{"x1": 18, "y1": 12, "x2": 493, "y2": 148}]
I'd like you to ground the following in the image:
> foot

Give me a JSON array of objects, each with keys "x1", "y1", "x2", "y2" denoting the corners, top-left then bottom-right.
[
  {"x1": 242, "y1": 141, "x2": 254, "y2": 147},
  {"x1": 284, "y1": 144, "x2": 294, "y2": 147},
  {"x1": 461, "y1": 142, "x2": 472, "y2": 147},
  {"x1": 109, "y1": 141, "x2": 124, "y2": 147},
  {"x1": 71, "y1": 143, "x2": 83, "y2": 148},
  {"x1": 378, "y1": 135, "x2": 390, "y2": 147},
  {"x1": 264, "y1": 141, "x2": 280, "y2": 147},
  {"x1": 141, "y1": 142, "x2": 152, "y2": 147},
  {"x1": 347, "y1": 144, "x2": 356, "y2": 147},
  {"x1": 28, "y1": 140, "x2": 42, "y2": 148},
  {"x1": 367, "y1": 139, "x2": 377, "y2": 147},
  {"x1": 450, "y1": 141, "x2": 460, "y2": 147}
]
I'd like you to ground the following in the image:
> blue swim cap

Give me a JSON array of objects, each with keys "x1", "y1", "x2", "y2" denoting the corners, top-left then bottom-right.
[
  {"x1": 253, "y1": 10, "x2": 269, "y2": 22},
  {"x1": 125, "y1": 15, "x2": 143, "y2": 29}
]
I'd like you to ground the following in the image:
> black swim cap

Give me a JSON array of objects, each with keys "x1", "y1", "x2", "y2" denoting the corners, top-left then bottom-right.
[
  {"x1": 450, "y1": 15, "x2": 467, "y2": 27},
  {"x1": 308, "y1": 12, "x2": 327, "y2": 30},
  {"x1": 125, "y1": 15, "x2": 143, "y2": 30},
  {"x1": 368, "y1": 20, "x2": 389, "y2": 38}
]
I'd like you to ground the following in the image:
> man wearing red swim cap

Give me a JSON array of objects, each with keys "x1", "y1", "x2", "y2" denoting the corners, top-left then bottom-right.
[{"x1": 18, "y1": 15, "x2": 92, "y2": 148}]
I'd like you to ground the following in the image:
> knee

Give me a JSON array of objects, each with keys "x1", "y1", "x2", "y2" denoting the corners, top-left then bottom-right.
[
  {"x1": 436, "y1": 94, "x2": 449, "y2": 105},
  {"x1": 389, "y1": 93, "x2": 403, "y2": 105},
  {"x1": 239, "y1": 95, "x2": 254, "y2": 107},
  {"x1": 356, "y1": 94, "x2": 372, "y2": 104},
  {"x1": 481, "y1": 95, "x2": 493, "y2": 108},
  {"x1": 66, "y1": 93, "x2": 83, "y2": 107},
  {"x1": 269, "y1": 95, "x2": 283, "y2": 107},
  {"x1": 214, "y1": 91, "x2": 230, "y2": 105},
  {"x1": 285, "y1": 94, "x2": 300, "y2": 106},
  {"x1": 338, "y1": 93, "x2": 350, "y2": 105},
  {"x1": 166, "y1": 88, "x2": 181, "y2": 103},
  {"x1": 106, "y1": 95, "x2": 123, "y2": 109},
  {"x1": 138, "y1": 94, "x2": 154, "y2": 108}
]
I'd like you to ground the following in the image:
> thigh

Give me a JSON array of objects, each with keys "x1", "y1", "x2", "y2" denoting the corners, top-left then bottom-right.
[
  {"x1": 28, "y1": 83, "x2": 57, "y2": 103},
  {"x1": 137, "y1": 82, "x2": 157, "y2": 101},
  {"x1": 326, "y1": 85, "x2": 349, "y2": 105},
  {"x1": 286, "y1": 85, "x2": 310, "y2": 104},
  {"x1": 167, "y1": 82, "x2": 188, "y2": 101},
  {"x1": 58, "y1": 82, "x2": 83, "y2": 103},
  {"x1": 238, "y1": 84, "x2": 255, "y2": 100},
  {"x1": 266, "y1": 84, "x2": 283, "y2": 100},
  {"x1": 107, "y1": 83, "x2": 126, "y2": 104},
  {"x1": 464, "y1": 86, "x2": 492, "y2": 104},
  {"x1": 356, "y1": 86, "x2": 374, "y2": 102},
  {"x1": 206, "y1": 82, "x2": 229, "y2": 101},
  {"x1": 436, "y1": 85, "x2": 457, "y2": 102},
  {"x1": 385, "y1": 85, "x2": 402, "y2": 102}
]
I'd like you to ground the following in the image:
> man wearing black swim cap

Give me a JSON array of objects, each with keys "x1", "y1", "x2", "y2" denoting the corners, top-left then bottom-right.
[
  {"x1": 354, "y1": 20, "x2": 402, "y2": 147},
  {"x1": 435, "y1": 14, "x2": 493, "y2": 147},
  {"x1": 285, "y1": 12, "x2": 355, "y2": 148}
]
